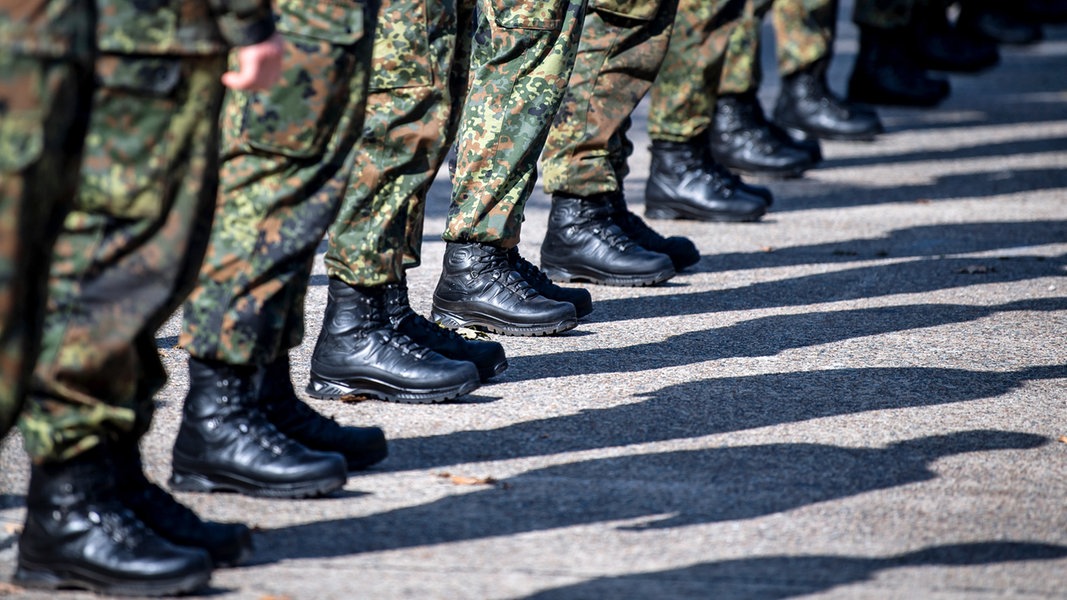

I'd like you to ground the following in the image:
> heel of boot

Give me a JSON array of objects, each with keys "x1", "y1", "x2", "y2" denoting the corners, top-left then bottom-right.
[{"x1": 644, "y1": 205, "x2": 682, "y2": 220}]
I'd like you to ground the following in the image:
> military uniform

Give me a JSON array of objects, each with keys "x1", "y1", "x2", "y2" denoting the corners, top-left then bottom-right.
[
  {"x1": 322, "y1": 0, "x2": 586, "y2": 295},
  {"x1": 19, "y1": 0, "x2": 274, "y2": 464},
  {"x1": 0, "y1": 0, "x2": 95, "y2": 437},
  {"x1": 180, "y1": 0, "x2": 377, "y2": 367},
  {"x1": 646, "y1": 0, "x2": 747, "y2": 143},
  {"x1": 541, "y1": 0, "x2": 682, "y2": 198},
  {"x1": 719, "y1": 0, "x2": 837, "y2": 96}
]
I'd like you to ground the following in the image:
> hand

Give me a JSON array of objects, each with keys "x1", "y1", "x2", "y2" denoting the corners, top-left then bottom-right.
[{"x1": 221, "y1": 33, "x2": 284, "y2": 91}]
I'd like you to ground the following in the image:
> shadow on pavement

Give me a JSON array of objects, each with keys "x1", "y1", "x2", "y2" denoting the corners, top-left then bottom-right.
[
  {"x1": 383, "y1": 365, "x2": 1065, "y2": 471},
  {"x1": 254, "y1": 430, "x2": 1049, "y2": 563},
  {"x1": 507, "y1": 299, "x2": 1067, "y2": 383},
  {"x1": 521, "y1": 541, "x2": 1067, "y2": 599},
  {"x1": 696, "y1": 221, "x2": 1067, "y2": 273}
]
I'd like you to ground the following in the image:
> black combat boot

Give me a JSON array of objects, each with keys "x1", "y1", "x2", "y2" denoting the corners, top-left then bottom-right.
[
  {"x1": 774, "y1": 59, "x2": 884, "y2": 142},
  {"x1": 259, "y1": 353, "x2": 389, "y2": 470},
  {"x1": 711, "y1": 92, "x2": 821, "y2": 178},
  {"x1": 646, "y1": 137, "x2": 771, "y2": 222},
  {"x1": 540, "y1": 193, "x2": 676, "y2": 287},
  {"x1": 308, "y1": 279, "x2": 482, "y2": 402},
  {"x1": 605, "y1": 192, "x2": 700, "y2": 271},
  {"x1": 170, "y1": 357, "x2": 349, "y2": 498},
  {"x1": 848, "y1": 26, "x2": 951, "y2": 107},
  {"x1": 115, "y1": 443, "x2": 253, "y2": 567},
  {"x1": 431, "y1": 242, "x2": 578, "y2": 336},
  {"x1": 957, "y1": 2, "x2": 1043, "y2": 45},
  {"x1": 914, "y1": 7, "x2": 1000, "y2": 73},
  {"x1": 383, "y1": 280, "x2": 508, "y2": 381},
  {"x1": 15, "y1": 447, "x2": 213, "y2": 596},
  {"x1": 506, "y1": 247, "x2": 594, "y2": 318}
]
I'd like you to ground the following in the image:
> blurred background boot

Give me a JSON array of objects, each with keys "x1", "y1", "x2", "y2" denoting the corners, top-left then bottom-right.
[
  {"x1": 848, "y1": 25, "x2": 951, "y2": 107},
  {"x1": 711, "y1": 91, "x2": 821, "y2": 177},
  {"x1": 646, "y1": 135, "x2": 770, "y2": 222},
  {"x1": 774, "y1": 58, "x2": 883, "y2": 142}
]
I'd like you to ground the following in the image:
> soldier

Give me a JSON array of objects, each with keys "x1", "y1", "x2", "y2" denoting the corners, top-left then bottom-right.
[
  {"x1": 171, "y1": 0, "x2": 395, "y2": 498},
  {"x1": 710, "y1": 0, "x2": 882, "y2": 177},
  {"x1": 308, "y1": 0, "x2": 588, "y2": 373},
  {"x1": 538, "y1": 0, "x2": 771, "y2": 287},
  {"x1": 848, "y1": 0, "x2": 998, "y2": 107},
  {"x1": 3, "y1": 0, "x2": 283, "y2": 595},
  {"x1": 424, "y1": 0, "x2": 590, "y2": 337}
]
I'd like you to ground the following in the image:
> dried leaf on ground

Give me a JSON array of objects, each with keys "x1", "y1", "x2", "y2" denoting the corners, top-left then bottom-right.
[
  {"x1": 2, "y1": 523, "x2": 21, "y2": 535},
  {"x1": 1057, "y1": 435, "x2": 1067, "y2": 444},
  {"x1": 437, "y1": 472, "x2": 498, "y2": 486},
  {"x1": 0, "y1": 582, "x2": 23, "y2": 595}
]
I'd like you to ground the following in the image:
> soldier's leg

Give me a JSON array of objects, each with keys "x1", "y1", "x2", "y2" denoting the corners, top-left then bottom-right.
[
  {"x1": 712, "y1": 0, "x2": 818, "y2": 177},
  {"x1": 848, "y1": 0, "x2": 951, "y2": 106},
  {"x1": 770, "y1": 0, "x2": 883, "y2": 141},
  {"x1": 642, "y1": 0, "x2": 770, "y2": 224},
  {"x1": 428, "y1": 0, "x2": 587, "y2": 336},
  {"x1": 0, "y1": 51, "x2": 92, "y2": 437},
  {"x1": 15, "y1": 54, "x2": 231, "y2": 595},
  {"x1": 174, "y1": 2, "x2": 396, "y2": 495},
  {"x1": 301, "y1": 0, "x2": 488, "y2": 403},
  {"x1": 536, "y1": 0, "x2": 685, "y2": 287}
]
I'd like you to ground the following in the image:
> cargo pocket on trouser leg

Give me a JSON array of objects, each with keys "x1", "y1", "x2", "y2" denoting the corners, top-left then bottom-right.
[
  {"x1": 225, "y1": 0, "x2": 368, "y2": 159},
  {"x1": 76, "y1": 55, "x2": 185, "y2": 221}
]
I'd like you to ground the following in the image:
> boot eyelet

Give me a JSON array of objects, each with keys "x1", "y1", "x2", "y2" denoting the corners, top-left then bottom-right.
[{"x1": 88, "y1": 511, "x2": 101, "y2": 524}]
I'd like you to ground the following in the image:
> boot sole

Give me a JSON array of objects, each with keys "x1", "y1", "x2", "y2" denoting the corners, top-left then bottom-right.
[
  {"x1": 168, "y1": 467, "x2": 346, "y2": 499},
  {"x1": 14, "y1": 560, "x2": 210, "y2": 597},
  {"x1": 645, "y1": 202, "x2": 767, "y2": 223},
  {"x1": 780, "y1": 124, "x2": 881, "y2": 143},
  {"x1": 541, "y1": 263, "x2": 675, "y2": 287},
  {"x1": 478, "y1": 358, "x2": 510, "y2": 381},
  {"x1": 431, "y1": 308, "x2": 577, "y2": 337},
  {"x1": 305, "y1": 374, "x2": 481, "y2": 404}
]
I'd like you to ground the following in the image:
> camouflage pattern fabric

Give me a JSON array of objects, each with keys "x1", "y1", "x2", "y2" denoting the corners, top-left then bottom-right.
[
  {"x1": 326, "y1": 0, "x2": 585, "y2": 286},
  {"x1": 20, "y1": 55, "x2": 227, "y2": 463},
  {"x1": 646, "y1": 0, "x2": 746, "y2": 142},
  {"x1": 772, "y1": 0, "x2": 836, "y2": 76},
  {"x1": 541, "y1": 0, "x2": 680, "y2": 197},
  {"x1": 95, "y1": 0, "x2": 275, "y2": 55},
  {"x1": 0, "y1": 0, "x2": 95, "y2": 438},
  {"x1": 324, "y1": 0, "x2": 457, "y2": 286},
  {"x1": 180, "y1": 0, "x2": 376, "y2": 366},
  {"x1": 719, "y1": 0, "x2": 835, "y2": 95},
  {"x1": 442, "y1": 0, "x2": 587, "y2": 248},
  {"x1": 852, "y1": 0, "x2": 919, "y2": 29}
]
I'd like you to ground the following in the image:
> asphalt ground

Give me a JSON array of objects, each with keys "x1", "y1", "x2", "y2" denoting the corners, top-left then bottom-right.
[{"x1": 2, "y1": 12, "x2": 1066, "y2": 600}]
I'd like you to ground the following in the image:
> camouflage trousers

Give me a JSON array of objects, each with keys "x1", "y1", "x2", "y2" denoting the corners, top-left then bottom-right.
[
  {"x1": 325, "y1": 0, "x2": 587, "y2": 284},
  {"x1": 0, "y1": 52, "x2": 93, "y2": 439},
  {"x1": 540, "y1": 0, "x2": 680, "y2": 197},
  {"x1": 646, "y1": 0, "x2": 746, "y2": 142},
  {"x1": 719, "y1": 0, "x2": 837, "y2": 95},
  {"x1": 19, "y1": 55, "x2": 226, "y2": 463},
  {"x1": 181, "y1": 1, "x2": 376, "y2": 366},
  {"x1": 442, "y1": 0, "x2": 587, "y2": 248},
  {"x1": 853, "y1": 0, "x2": 923, "y2": 29}
]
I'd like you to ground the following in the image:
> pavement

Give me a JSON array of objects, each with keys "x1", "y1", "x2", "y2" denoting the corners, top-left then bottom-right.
[{"x1": 2, "y1": 12, "x2": 1067, "y2": 600}]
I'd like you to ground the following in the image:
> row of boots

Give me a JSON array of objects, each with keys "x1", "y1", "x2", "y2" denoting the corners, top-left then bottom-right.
[{"x1": 15, "y1": 351, "x2": 395, "y2": 594}]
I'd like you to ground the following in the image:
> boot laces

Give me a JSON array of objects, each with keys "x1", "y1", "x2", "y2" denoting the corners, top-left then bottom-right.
[
  {"x1": 217, "y1": 374, "x2": 304, "y2": 455},
  {"x1": 472, "y1": 252, "x2": 538, "y2": 299}
]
